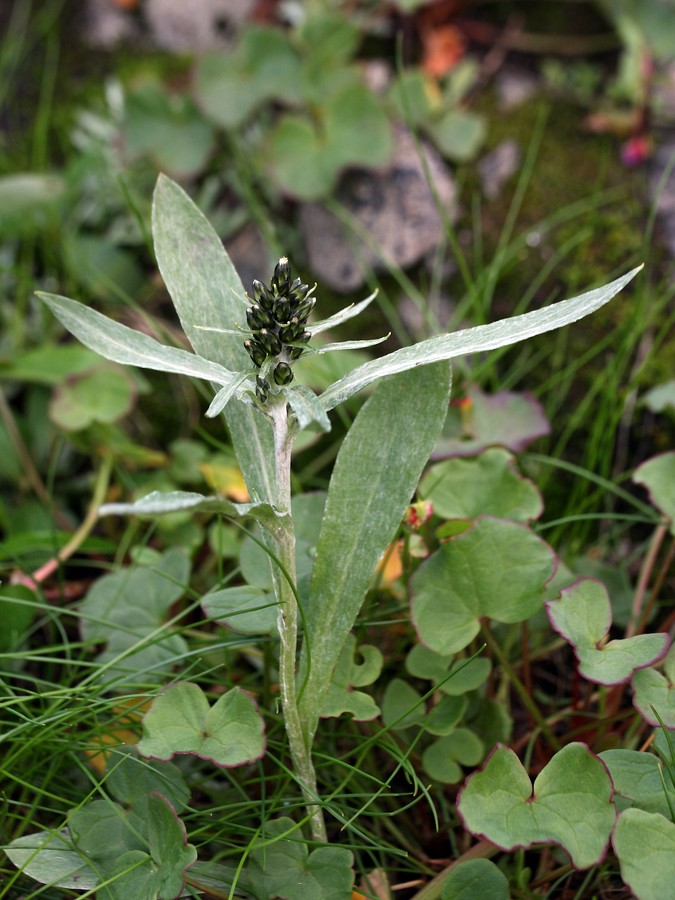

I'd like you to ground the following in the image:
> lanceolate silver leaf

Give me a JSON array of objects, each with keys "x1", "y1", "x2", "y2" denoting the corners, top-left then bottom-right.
[
  {"x1": 38, "y1": 292, "x2": 241, "y2": 389},
  {"x1": 318, "y1": 266, "x2": 643, "y2": 412},
  {"x1": 99, "y1": 490, "x2": 287, "y2": 530},
  {"x1": 308, "y1": 291, "x2": 378, "y2": 336}
]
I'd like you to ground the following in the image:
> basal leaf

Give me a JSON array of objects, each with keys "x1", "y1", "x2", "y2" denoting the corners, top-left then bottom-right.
[
  {"x1": 138, "y1": 682, "x2": 265, "y2": 768},
  {"x1": 411, "y1": 517, "x2": 555, "y2": 656},
  {"x1": 546, "y1": 579, "x2": 669, "y2": 685},
  {"x1": 631, "y1": 645, "x2": 675, "y2": 727},
  {"x1": 458, "y1": 742, "x2": 615, "y2": 870},
  {"x1": 599, "y1": 749, "x2": 675, "y2": 818},
  {"x1": 440, "y1": 859, "x2": 509, "y2": 900},
  {"x1": 613, "y1": 809, "x2": 675, "y2": 900},
  {"x1": 247, "y1": 817, "x2": 354, "y2": 900},
  {"x1": 5, "y1": 829, "x2": 99, "y2": 891},
  {"x1": 320, "y1": 634, "x2": 383, "y2": 721},
  {"x1": 419, "y1": 447, "x2": 542, "y2": 521},
  {"x1": 633, "y1": 451, "x2": 675, "y2": 534}
]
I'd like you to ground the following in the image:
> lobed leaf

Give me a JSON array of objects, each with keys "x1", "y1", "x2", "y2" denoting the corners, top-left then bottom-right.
[
  {"x1": 600, "y1": 749, "x2": 675, "y2": 818},
  {"x1": 138, "y1": 682, "x2": 265, "y2": 768},
  {"x1": 546, "y1": 578, "x2": 669, "y2": 685},
  {"x1": 457, "y1": 742, "x2": 615, "y2": 870},
  {"x1": 631, "y1": 644, "x2": 675, "y2": 727},
  {"x1": 440, "y1": 859, "x2": 509, "y2": 900},
  {"x1": 247, "y1": 817, "x2": 354, "y2": 900},
  {"x1": 419, "y1": 447, "x2": 542, "y2": 521}
]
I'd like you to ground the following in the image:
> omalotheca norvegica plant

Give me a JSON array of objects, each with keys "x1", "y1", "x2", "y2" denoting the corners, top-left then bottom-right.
[{"x1": 36, "y1": 174, "x2": 641, "y2": 850}]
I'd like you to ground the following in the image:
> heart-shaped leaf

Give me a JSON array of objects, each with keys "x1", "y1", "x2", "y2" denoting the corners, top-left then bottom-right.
[
  {"x1": 631, "y1": 644, "x2": 675, "y2": 727},
  {"x1": 247, "y1": 817, "x2": 354, "y2": 899},
  {"x1": 546, "y1": 579, "x2": 669, "y2": 685},
  {"x1": 138, "y1": 682, "x2": 265, "y2": 767},
  {"x1": 411, "y1": 517, "x2": 556, "y2": 655},
  {"x1": 422, "y1": 728, "x2": 484, "y2": 784},
  {"x1": 613, "y1": 808, "x2": 675, "y2": 900},
  {"x1": 320, "y1": 634, "x2": 382, "y2": 721},
  {"x1": 457, "y1": 742, "x2": 615, "y2": 870},
  {"x1": 79, "y1": 548, "x2": 190, "y2": 686},
  {"x1": 419, "y1": 447, "x2": 542, "y2": 522}
]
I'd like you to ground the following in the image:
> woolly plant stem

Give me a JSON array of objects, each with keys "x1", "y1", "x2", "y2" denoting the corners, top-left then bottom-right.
[{"x1": 268, "y1": 399, "x2": 326, "y2": 842}]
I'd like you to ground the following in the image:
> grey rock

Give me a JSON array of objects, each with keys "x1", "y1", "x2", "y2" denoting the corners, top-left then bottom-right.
[
  {"x1": 144, "y1": 0, "x2": 254, "y2": 51},
  {"x1": 84, "y1": 0, "x2": 254, "y2": 51},
  {"x1": 299, "y1": 126, "x2": 457, "y2": 292},
  {"x1": 478, "y1": 139, "x2": 521, "y2": 200}
]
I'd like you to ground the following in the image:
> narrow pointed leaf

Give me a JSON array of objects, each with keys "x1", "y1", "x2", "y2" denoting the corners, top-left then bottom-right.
[
  {"x1": 308, "y1": 291, "x2": 377, "y2": 335},
  {"x1": 312, "y1": 335, "x2": 389, "y2": 354},
  {"x1": 286, "y1": 384, "x2": 331, "y2": 433},
  {"x1": 152, "y1": 174, "x2": 276, "y2": 502},
  {"x1": 319, "y1": 266, "x2": 642, "y2": 411},
  {"x1": 38, "y1": 293, "x2": 239, "y2": 388},
  {"x1": 99, "y1": 489, "x2": 286, "y2": 531},
  {"x1": 205, "y1": 373, "x2": 254, "y2": 418}
]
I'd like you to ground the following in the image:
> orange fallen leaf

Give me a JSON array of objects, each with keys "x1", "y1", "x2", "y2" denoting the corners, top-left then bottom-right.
[
  {"x1": 199, "y1": 462, "x2": 250, "y2": 502},
  {"x1": 422, "y1": 24, "x2": 465, "y2": 78},
  {"x1": 86, "y1": 697, "x2": 151, "y2": 773}
]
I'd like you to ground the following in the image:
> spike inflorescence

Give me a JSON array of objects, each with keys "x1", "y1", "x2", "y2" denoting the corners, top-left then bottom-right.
[{"x1": 244, "y1": 258, "x2": 315, "y2": 402}]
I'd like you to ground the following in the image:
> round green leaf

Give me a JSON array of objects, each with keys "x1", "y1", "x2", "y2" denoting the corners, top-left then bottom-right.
[
  {"x1": 423, "y1": 729, "x2": 484, "y2": 784},
  {"x1": 426, "y1": 108, "x2": 486, "y2": 162},
  {"x1": 49, "y1": 363, "x2": 136, "y2": 431},
  {"x1": 123, "y1": 82, "x2": 214, "y2": 176},
  {"x1": 458, "y1": 742, "x2": 615, "y2": 870},
  {"x1": 138, "y1": 682, "x2": 265, "y2": 767},
  {"x1": 440, "y1": 859, "x2": 509, "y2": 900},
  {"x1": 324, "y1": 83, "x2": 393, "y2": 170},
  {"x1": 381, "y1": 678, "x2": 425, "y2": 731},
  {"x1": 613, "y1": 809, "x2": 675, "y2": 900},
  {"x1": 631, "y1": 645, "x2": 675, "y2": 728},
  {"x1": 202, "y1": 585, "x2": 278, "y2": 634},
  {"x1": 633, "y1": 452, "x2": 675, "y2": 533},
  {"x1": 600, "y1": 749, "x2": 675, "y2": 817},
  {"x1": 411, "y1": 517, "x2": 556, "y2": 655},
  {"x1": 420, "y1": 448, "x2": 542, "y2": 522},
  {"x1": 268, "y1": 115, "x2": 336, "y2": 200}
]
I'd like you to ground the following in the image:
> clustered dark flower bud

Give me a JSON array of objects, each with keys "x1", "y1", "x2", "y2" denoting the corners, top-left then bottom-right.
[{"x1": 245, "y1": 257, "x2": 315, "y2": 401}]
